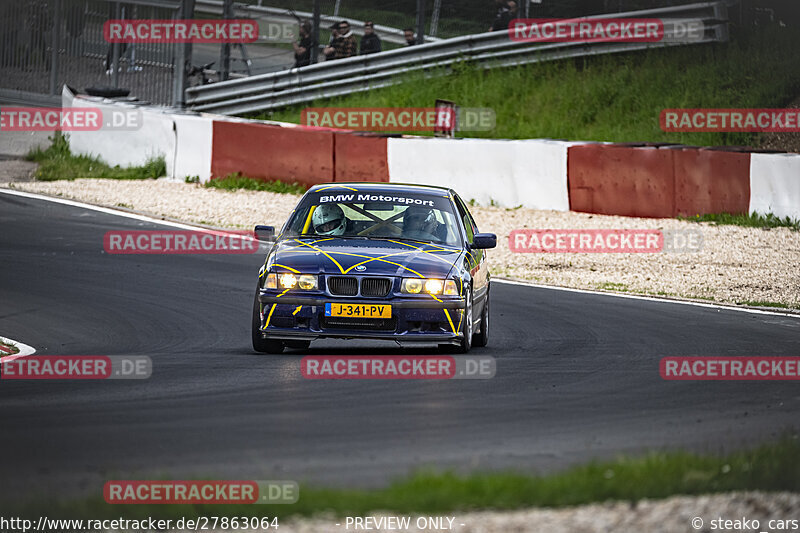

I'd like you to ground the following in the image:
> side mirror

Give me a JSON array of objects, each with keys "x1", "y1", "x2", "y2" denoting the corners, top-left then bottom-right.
[
  {"x1": 472, "y1": 233, "x2": 497, "y2": 249},
  {"x1": 254, "y1": 225, "x2": 276, "y2": 242}
]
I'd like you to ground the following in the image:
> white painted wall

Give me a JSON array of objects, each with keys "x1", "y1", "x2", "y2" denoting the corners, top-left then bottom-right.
[
  {"x1": 387, "y1": 137, "x2": 574, "y2": 210},
  {"x1": 750, "y1": 152, "x2": 800, "y2": 219}
]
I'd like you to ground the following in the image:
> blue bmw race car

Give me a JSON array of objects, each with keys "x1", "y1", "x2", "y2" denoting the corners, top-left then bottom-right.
[{"x1": 252, "y1": 183, "x2": 496, "y2": 354}]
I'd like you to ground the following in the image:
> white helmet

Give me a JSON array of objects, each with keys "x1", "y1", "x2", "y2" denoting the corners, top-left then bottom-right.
[{"x1": 312, "y1": 204, "x2": 346, "y2": 236}]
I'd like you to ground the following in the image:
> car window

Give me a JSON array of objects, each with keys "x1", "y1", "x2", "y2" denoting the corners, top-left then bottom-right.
[
  {"x1": 453, "y1": 194, "x2": 479, "y2": 244},
  {"x1": 283, "y1": 191, "x2": 461, "y2": 246}
]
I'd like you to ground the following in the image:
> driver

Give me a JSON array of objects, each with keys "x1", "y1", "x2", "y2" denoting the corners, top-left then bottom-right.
[
  {"x1": 402, "y1": 206, "x2": 438, "y2": 242},
  {"x1": 312, "y1": 204, "x2": 347, "y2": 236}
]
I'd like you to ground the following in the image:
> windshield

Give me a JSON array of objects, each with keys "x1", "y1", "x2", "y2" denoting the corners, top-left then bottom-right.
[{"x1": 283, "y1": 190, "x2": 461, "y2": 246}]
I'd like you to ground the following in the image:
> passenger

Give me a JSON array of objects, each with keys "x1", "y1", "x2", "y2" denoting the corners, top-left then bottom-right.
[
  {"x1": 312, "y1": 204, "x2": 348, "y2": 236},
  {"x1": 402, "y1": 207, "x2": 438, "y2": 241}
]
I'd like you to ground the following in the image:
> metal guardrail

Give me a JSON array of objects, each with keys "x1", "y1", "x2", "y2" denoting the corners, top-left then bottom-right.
[
  {"x1": 194, "y1": 0, "x2": 442, "y2": 46},
  {"x1": 186, "y1": 1, "x2": 730, "y2": 115}
]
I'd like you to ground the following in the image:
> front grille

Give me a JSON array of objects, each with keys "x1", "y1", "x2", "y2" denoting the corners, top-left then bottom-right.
[
  {"x1": 360, "y1": 277, "x2": 392, "y2": 297},
  {"x1": 321, "y1": 316, "x2": 397, "y2": 331},
  {"x1": 328, "y1": 276, "x2": 358, "y2": 296}
]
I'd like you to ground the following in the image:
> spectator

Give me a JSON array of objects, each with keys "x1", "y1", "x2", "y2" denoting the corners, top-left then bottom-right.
[
  {"x1": 489, "y1": 0, "x2": 511, "y2": 32},
  {"x1": 292, "y1": 20, "x2": 313, "y2": 68},
  {"x1": 360, "y1": 21, "x2": 382, "y2": 55},
  {"x1": 323, "y1": 22, "x2": 340, "y2": 61},
  {"x1": 507, "y1": 0, "x2": 519, "y2": 21},
  {"x1": 403, "y1": 27, "x2": 416, "y2": 46},
  {"x1": 324, "y1": 20, "x2": 357, "y2": 60}
]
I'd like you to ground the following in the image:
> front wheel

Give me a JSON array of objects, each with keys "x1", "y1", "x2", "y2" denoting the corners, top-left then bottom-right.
[
  {"x1": 251, "y1": 292, "x2": 284, "y2": 354},
  {"x1": 445, "y1": 286, "x2": 473, "y2": 354},
  {"x1": 472, "y1": 287, "x2": 489, "y2": 347}
]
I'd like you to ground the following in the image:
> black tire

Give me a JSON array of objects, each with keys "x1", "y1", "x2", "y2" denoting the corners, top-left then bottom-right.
[
  {"x1": 251, "y1": 292, "x2": 284, "y2": 354},
  {"x1": 472, "y1": 286, "x2": 489, "y2": 347},
  {"x1": 455, "y1": 286, "x2": 473, "y2": 353}
]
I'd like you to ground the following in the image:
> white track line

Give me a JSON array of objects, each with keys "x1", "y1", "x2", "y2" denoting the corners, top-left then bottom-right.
[
  {"x1": 0, "y1": 335, "x2": 36, "y2": 362},
  {"x1": 494, "y1": 278, "x2": 800, "y2": 319},
  {"x1": 3, "y1": 187, "x2": 798, "y2": 320}
]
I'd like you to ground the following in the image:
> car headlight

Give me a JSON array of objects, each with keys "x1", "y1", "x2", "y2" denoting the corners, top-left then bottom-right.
[
  {"x1": 443, "y1": 279, "x2": 459, "y2": 296},
  {"x1": 402, "y1": 278, "x2": 423, "y2": 294},
  {"x1": 298, "y1": 274, "x2": 317, "y2": 290},
  {"x1": 279, "y1": 273, "x2": 297, "y2": 289},
  {"x1": 401, "y1": 278, "x2": 459, "y2": 296},
  {"x1": 265, "y1": 272, "x2": 318, "y2": 290}
]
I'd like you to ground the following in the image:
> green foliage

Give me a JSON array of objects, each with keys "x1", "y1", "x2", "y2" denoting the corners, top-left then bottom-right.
[
  {"x1": 679, "y1": 212, "x2": 800, "y2": 231},
  {"x1": 257, "y1": 28, "x2": 800, "y2": 146},
  {"x1": 26, "y1": 132, "x2": 165, "y2": 181},
  {"x1": 203, "y1": 173, "x2": 307, "y2": 195},
  {"x1": 10, "y1": 436, "x2": 800, "y2": 520}
]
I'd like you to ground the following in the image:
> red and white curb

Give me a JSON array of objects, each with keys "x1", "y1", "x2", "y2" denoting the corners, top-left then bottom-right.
[{"x1": 0, "y1": 335, "x2": 36, "y2": 362}]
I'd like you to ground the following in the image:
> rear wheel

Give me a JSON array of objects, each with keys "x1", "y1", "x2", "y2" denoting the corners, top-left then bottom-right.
[
  {"x1": 251, "y1": 292, "x2": 284, "y2": 354},
  {"x1": 472, "y1": 287, "x2": 489, "y2": 347}
]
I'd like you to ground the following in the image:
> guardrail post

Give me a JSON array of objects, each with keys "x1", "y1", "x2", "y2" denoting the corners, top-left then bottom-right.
[
  {"x1": 112, "y1": 2, "x2": 121, "y2": 88},
  {"x1": 416, "y1": 0, "x2": 426, "y2": 45},
  {"x1": 219, "y1": 0, "x2": 232, "y2": 81},
  {"x1": 312, "y1": 0, "x2": 321, "y2": 64},
  {"x1": 175, "y1": 0, "x2": 195, "y2": 107},
  {"x1": 714, "y1": 2, "x2": 730, "y2": 42},
  {"x1": 49, "y1": 0, "x2": 62, "y2": 96}
]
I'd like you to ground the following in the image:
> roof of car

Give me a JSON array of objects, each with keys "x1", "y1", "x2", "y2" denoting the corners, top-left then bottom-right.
[{"x1": 307, "y1": 182, "x2": 452, "y2": 196}]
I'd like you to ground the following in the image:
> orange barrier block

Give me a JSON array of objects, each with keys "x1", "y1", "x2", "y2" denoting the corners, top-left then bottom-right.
[
  {"x1": 334, "y1": 133, "x2": 389, "y2": 182},
  {"x1": 673, "y1": 148, "x2": 750, "y2": 216},
  {"x1": 568, "y1": 144, "x2": 676, "y2": 218},
  {"x1": 211, "y1": 121, "x2": 334, "y2": 186}
]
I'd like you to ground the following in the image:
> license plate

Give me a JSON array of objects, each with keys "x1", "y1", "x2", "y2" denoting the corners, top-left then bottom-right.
[{"x1": 325, "y1": 303, "x2": 391, "y2": 319}]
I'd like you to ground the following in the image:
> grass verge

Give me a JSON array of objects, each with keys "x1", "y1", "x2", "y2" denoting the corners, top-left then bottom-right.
[
  {"x1": 10, "y1": 436, "x2": 800, "y2": 520},
  {"x1": 200, "y1": 173, "x2": 307, "y2": 195},
  {"x1": 678, "y1": 212, "x2": 800, "y2": 231},
  {"x1": 26, "y1": 133, "x2": 165, "y2": 181},
  {"x1": 257, "y1": 27, "x2": 800, "y2": 146}
]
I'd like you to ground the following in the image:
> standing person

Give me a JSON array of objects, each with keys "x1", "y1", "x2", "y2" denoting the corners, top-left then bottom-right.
[
  {"x1": 292, "y1": 20, "x2": 313, "y2": 68},
  {"x1": 324, "y1": 21, "x2": 357, "y2": 60},
  {"x1": 403, "y1": 28, "x2": 416, "y2": 46},
  {"x1": 323, "y1": 22, "x2": 339, "y2": 61},
  {"x1": 359, "y1": 21, "x2": 382, "y2": 55},
  {"x1": 489, "y1": 0, "x2": 511, "y2": 31},
  {"x1": 507, "y1": 0, "x2": 519, "y2": 21}
]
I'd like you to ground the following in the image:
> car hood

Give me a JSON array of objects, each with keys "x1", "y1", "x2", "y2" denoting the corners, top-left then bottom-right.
[{"x1": 269, "y1": 237, "x2": 461, "y2": 278}]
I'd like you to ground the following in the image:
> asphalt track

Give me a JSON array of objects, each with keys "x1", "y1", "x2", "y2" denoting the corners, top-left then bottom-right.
[{"x1": 1, "y1": 191, "x2": 799, "y2": 503}]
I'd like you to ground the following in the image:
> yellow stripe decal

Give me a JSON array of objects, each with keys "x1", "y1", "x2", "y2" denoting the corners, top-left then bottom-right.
[
  {"x1": 292, "y1": 306, "x2": 302, "y2": 315},
  {"x1": 316, "y1": 185, "x2": 359, "y2": 192},
  {"x1": 273, "y1": 264, "x2": 300, "y2": 273},
  {"x1": 294, "y1": 239, "x2": 346, "y2": 273},
  {"x1": 443, "y1": 309, "x2": 456, "y2": 333},
  {"x1": 457, "y1": 309, "x2": 464, "y2": 333},
  {"x1": 277, "y1": 288, "x2": 290, "y2": 298},
  {"x1": 302, "y1": 206, "x2": 317, "y2": 234},
  {"x1": 264, "y1": 304, "x2": 277, "y2": 328}
]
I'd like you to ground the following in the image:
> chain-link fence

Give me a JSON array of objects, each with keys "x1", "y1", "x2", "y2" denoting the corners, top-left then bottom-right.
[{"x1": 0, "y1": 0, "x2": 179, "y2": 106}]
